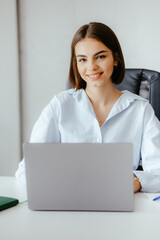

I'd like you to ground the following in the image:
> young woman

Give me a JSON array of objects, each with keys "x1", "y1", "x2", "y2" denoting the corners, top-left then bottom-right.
[{"x1": 16, "y1": 22, "x2": 160, "y2": 193}]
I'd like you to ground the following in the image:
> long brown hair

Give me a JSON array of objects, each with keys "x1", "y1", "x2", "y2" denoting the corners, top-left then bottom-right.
[{"x1": 69, "y1": 22, "x2": 125, "y2": 89}]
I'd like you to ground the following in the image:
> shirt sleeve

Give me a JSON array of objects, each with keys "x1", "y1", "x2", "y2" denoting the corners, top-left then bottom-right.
[
  {"x1": 135, "y1": 103, "x2": 160, "y2": 192},
  {"x1": 15, "y1": 96, "x2": 61, "y2": 186}
]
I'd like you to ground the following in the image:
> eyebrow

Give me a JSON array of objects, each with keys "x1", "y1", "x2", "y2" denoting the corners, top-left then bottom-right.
[{"x1": 76, "y1": 50, "x2": 108, "y2": 58}]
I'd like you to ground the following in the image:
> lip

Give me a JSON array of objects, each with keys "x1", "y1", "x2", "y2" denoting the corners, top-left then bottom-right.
[{"x1": 87, "y1": 72, "x2": 103, "y2": 80}]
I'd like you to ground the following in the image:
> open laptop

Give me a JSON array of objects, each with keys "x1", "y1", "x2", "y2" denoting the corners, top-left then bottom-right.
[{"x1": 23, "y1": 142, "x2": 134, "y2": 212}]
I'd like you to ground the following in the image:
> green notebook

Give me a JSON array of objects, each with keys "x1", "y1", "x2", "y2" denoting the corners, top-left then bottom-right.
[{"x1": 0, "y1": 196, "x2": 19, "y2": 211}]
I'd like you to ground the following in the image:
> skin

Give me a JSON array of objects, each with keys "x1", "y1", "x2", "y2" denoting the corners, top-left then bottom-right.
[
  {"x1": 75, "y1": 37, "x2": 141, "y2": 193},
  {"x1": 134, "y1": 178, "x2": 141, "y2": 192}
]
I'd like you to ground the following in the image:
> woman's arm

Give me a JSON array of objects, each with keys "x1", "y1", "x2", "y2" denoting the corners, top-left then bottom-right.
[
  {"x1": 134, "y1": 176, "x2": 141, "y2": 193},
  {"x1": 15, "y1": 96, "x2": 61, "y2": 186},
  {"x1": 135, "y1": 103, "x2": 160, "y2": 192}
]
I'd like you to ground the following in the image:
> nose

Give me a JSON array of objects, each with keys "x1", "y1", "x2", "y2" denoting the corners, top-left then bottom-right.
[{"x1": 87, "y1": 59, "x2": 98, "y2": 71}]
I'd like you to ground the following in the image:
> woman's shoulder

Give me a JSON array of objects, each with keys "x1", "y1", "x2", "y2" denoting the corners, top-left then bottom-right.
[
  {"x1": 40, "y1": 89, "x2": 83, "y2": 119},
  {"x1": 56, "y1": 88, "x2": 77, "y2": 97},
  {"x1": 117, "y1": 90, "x2": 151, "y2": 115},
  {"x1": 123, "y1": 90, "x2": 148, "y2": 102},
  {"x1": 122, "y1": 90, "x2": 149, "y2": 108},
  {"x1": 122, "y1": 90, "x2": 157, "y2": 118},
  {"x1": 52, "y1": 88, "x2": 84, "y2": 102},
  {"x1": 49, "y1": 88, "x2": 85, "y2": 107}
]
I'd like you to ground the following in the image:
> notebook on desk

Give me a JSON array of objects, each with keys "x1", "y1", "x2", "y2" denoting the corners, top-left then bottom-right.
[{"x1": 23, "y1": 142, "x2": 134, "y2": 212}]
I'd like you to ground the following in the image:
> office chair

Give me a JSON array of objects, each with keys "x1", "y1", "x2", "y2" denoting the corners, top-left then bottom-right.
[{"x1": 115, "y1": 69, "x2": 160, "y2": 121}]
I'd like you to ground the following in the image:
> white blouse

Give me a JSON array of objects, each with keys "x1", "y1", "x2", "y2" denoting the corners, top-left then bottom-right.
[{"x1": 15, "y1": 89, "x2": 160, "y2": 192}]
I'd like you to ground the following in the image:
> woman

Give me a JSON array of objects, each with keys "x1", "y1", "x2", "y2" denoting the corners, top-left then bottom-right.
[{"x1": 16, "y1": 22, "x2": 160, "y2": 192}]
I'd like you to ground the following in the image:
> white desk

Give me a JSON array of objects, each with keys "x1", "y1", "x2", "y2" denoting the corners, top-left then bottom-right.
[{"x1": 0, "y1": 177, "x2": 160, "y2": 240}]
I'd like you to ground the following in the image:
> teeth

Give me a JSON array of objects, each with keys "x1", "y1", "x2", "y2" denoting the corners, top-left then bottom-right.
[{"x1": 89, "y1": 73, "x2": 101, "y2": 78}]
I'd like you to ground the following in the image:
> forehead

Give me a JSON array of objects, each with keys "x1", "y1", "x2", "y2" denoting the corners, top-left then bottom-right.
[{"x1": 75, "y1": 38, "x2": 111, "y2": 55}]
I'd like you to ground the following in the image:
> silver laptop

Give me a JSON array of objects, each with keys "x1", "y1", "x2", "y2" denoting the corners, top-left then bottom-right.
[{"x1": 23, "y1": 142, "x2": 134, "y2": 212}]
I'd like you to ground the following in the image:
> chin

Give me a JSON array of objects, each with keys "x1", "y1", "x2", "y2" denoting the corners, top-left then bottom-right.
[{"x1": 92, "y1": 80, "x2": 107, "y2": 88}]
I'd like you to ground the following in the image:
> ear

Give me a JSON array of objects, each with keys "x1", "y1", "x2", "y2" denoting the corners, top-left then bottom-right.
[
  {"x1": 113, "y1": 52, "x2": 119, "y2": 66},
  {"x1": 114, "y1": 61, "x2": 118, "y2": 67}
]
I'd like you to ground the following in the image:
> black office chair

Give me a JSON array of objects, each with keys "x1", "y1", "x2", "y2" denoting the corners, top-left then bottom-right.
[{"x1": 115, "y1": 69, "x2": 160, "y2": 121}]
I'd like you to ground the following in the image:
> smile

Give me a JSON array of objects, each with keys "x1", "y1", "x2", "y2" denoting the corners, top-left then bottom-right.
[{"x1": 87, "y1": 72, "x2": 103, "y2": 79}]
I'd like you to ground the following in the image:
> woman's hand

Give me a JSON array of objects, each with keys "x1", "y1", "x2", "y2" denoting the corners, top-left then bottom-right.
[{"x1": 134, "y1": 177, "x2": 141, "y2": 193}]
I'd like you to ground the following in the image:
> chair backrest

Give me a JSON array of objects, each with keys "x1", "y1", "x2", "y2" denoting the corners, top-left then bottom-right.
[{"x1": 115, "y1": 69, "x2": 160, "y2": 121}]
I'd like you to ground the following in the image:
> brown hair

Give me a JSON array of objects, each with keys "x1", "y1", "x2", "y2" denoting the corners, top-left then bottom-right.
[{"x1": 69, "y1": 22, "x2": 125, "y2": 89}]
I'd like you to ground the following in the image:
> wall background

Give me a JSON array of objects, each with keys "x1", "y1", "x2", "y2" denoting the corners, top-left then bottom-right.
[
  {"x1": 1, "y1": 0, "x2": 160, "y2": 175},
  {"x1": 0, "y1": 0, "x2": 20, "y2": 175}
]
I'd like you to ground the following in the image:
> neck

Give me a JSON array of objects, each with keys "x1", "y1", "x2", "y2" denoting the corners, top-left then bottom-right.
[{"x1": 85, "y1": 82, "x2": 121, "y2": 106}]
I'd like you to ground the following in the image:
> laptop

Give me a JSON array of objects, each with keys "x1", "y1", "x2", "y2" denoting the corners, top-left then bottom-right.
[{"x1": 23, "y1": 142, "x2": 134, "y2": 211}]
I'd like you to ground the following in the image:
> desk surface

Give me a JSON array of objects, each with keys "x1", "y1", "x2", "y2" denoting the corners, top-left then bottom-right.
[{"x1": 0, "y1": 177, "x2": 160, "y2": 240}]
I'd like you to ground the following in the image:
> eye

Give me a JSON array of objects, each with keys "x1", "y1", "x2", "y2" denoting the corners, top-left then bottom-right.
[
  {"x1": 97, "y1": 55, "x2": 106, "y2": 60},
  {"x1": 78, "y1": 58, "x2": 86, "y2": 63}
]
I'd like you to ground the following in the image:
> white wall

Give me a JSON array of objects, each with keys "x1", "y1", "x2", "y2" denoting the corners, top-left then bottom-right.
[
  {"x1": 1, "y1": 0, "x2": 160, "y2": 175},
  {"x1": 0, "y1": 0, "x2": 20, "y2": 175}
]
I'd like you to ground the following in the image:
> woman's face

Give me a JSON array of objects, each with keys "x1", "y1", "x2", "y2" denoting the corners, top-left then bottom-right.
[{"x1": 75, "y1": 38, "x2": 117, "y2": 89}]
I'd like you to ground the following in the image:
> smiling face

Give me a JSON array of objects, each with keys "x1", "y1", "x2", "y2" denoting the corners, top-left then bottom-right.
[{"x1": 75, "y1": 38, "x2": 118, "y2": 90}]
